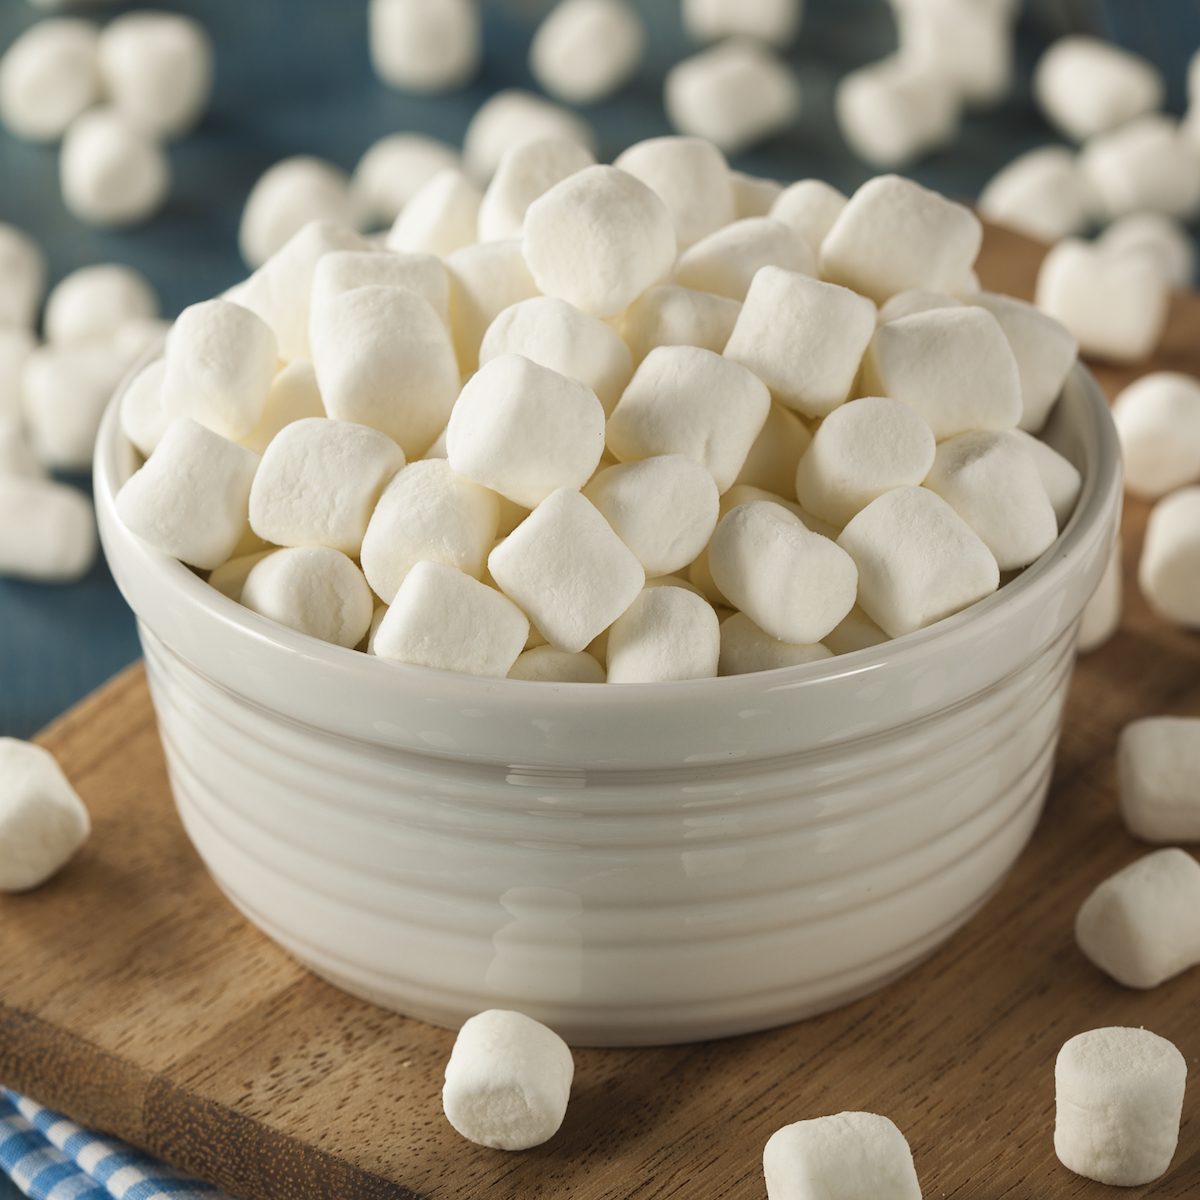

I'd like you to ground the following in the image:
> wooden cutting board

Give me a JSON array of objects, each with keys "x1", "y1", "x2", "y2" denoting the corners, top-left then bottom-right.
[{"x1": 1, "y1": 224, "x2": 1198, "y2": 1200}]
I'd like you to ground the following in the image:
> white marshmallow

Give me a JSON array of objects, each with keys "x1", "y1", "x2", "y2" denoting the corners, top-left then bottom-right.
[
  {"x1": 763, "y1": 1112, "x2": 922, "y2": 1200},
  {"x1": 207, "y1": 551, "x2": 271, "y2": 602},
  {"x1": 1099, "y1": 213, "x2": 1196, "y2": 291},
  {"x1": 977, "y1": 146, "x2": 1096, "y2": 243},
  {"x1": 310, "y1": 285, "x2": 459, "y2": 457},
  {"x1": 351, "y1": 134, "x2": 459, "y2": 228},
  {"x1": 442, "y1": 1009, "x2": 574, "y2": 1151},
  {"x1": 0, "y1": 476, "x2": 95, "y2": 583},
  {"x1": 1139, "y1": 486, "x2": 1200, "y2": 628},
  {"x1": 386, "y1": 168, "x2": 483, "y2": 259},
  {"x1": 488, "y1": 488, "x2": 644, "y2": 653},
  {"x1": 1055, "y1": 1027, "x2": 1186, "y2": 1186},
  {"x1": 97, "y1": 11, "x2": 212, "y2": 139},
  {"x1": 0, "y1": 18, "x2": 100, "y2": 143},
  {"x1": 735, "y1": 404, "x2": 811, "y2": 499},
  {"x1": 478, "y1": 138, "x2": 596, "y2": 244},
  {"x1": 369, "y1": 0, "x2": 480, "y2": 94},
  {"x1": 893, "y1": 0, "x2": 1014, "y2": 108},
  {"x1": 360, "y1": 459, "x2": 499, "y2": 602},
  {"x1": 1035, "y1": 238, "x2": 1169, "y2": 364},
  {"x1": 0, "y1": 327, "x2": 37, "y2": 427},
  {"x1": 606, "y1": 586, "x2": 720, "y2": 683},
  {"x1": 1010, "y1": 430, "x2": 1081, "y2": 528},
  {"x1": 675, "y1": 218, "x2": 814, "y2": 302},
  {"x1": 0, "y1": 739, "x2": 90, "y2": 891},
  {"x1": 718, "y1": 611, "x2": 831, "y2": 676},
  {"x1": 795, "y1": 396, "x2": 935, "y2": 527},
  {"x1": 613, "y1": 136, "x2": 734, "y2": 249},
  {"x1": 823, "y1": 605, "x2": 888, "y2": 655},
  {"x1": 162, "y1": 299, "x2": 277, "y2": 442},
  {"x1": 240, "y1": 359, "x2": 325, "y2": 455},
  {"x1": 239, "y1": 157, "x2": 359, "y2": 269},
  {"x1": 664, "y1": 40, "x2": 800, "y2": 155},
  {"x1": 837, "y1": 487, "x2": 999, "y2": 637},
  {"x1": 0, "y1": 425, "x2": 43, "y2": 480},
  {"x1": 112, "y1": 315, "x2": 169, "y2": 367},
  {"x1": 479, "y1": 296, "x2": 632, "y2": 415},
  {"x1": 522, "y1": 165, "x2": 676, "y2": 319},
  {"x1": 732, "y1": 172, "x2": 783, "y2": 218},
  {"x1": 769, "y1": 180, "x2": 846, "y2": 253},
  {"x1": 119, "y1": 358, "x2": 168, "y2": 459},
  {"x1": 241, "y1": 547, "x2": 374, "y2": 649},
  {"x1": 0, "y1": 225, "x2": 46, "y2": 329},
  {"x1": 1078, "y1": 538, "x2": 1122, "y2": 653},
  {"x1": 1034, "y1": 36, "x2": 1164, "y2": 142},
  {"x1": 463, "y1": 90, "x2": 595, "y2": 183},
  {"x1": 725, "y1": 266, "x2": 876, "y2": 419},
  {"x1": 1112, "y1": 373, "x2": 1200, "y2": 500},
  {"x1": 820, "y1": 174, "x2": 982, "y2": 304},
  {"x1": 117, "y1": 418, "x2": 260, "y2": 570},
  {"x1": 876, "y1": 289, "x2": 959, "y2": 324},
  {"x1": 508, "y1": 646, "x2": 605, "y2": 683},
  {"x1": 44, "y1": 263, "x2": 158, "y2": 346},
  {"x1": 1118, "y1": 718, "x2": 1200, "y2": 843},
  {"x1": 446, "y1": 240, "x2": 539, "y2": 373},
  {"x1": 863, "y1": 307, "x2": 1022, "y2": 439},
  {"x1": 311, "y1": 250, "x2": 450, "y2": 330},
  {"x1": 620, "y1": 284, "x2": 740, "y2": 365},
  {"x1": 530, "y1": 0, "x2": 644, "y2": 105},
  {"x1": 607, "y1": 345, "x2": 770, "y2": 492},
  {"x1": 1080, "y1": 116, "x2": 1200, "y2": 223},
  {"x1": 681, "y1": 0, "x2": 801, "y2": 47},
  {"x1": 446, "y1": 354, "x2": 604, "y2": 508}
]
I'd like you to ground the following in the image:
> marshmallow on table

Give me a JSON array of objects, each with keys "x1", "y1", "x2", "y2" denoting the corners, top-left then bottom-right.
[
  {"x1": 876, "y1": 289, "x2": 959, "y2": 324},
  {"x1": 442, "y1": 1009, "x2": 574, "y2": 1150},
  {"x1": 1055, "y1": 1027, "x2": 1185, "y2": 1186},
  {"x1": 1010, "y1": 430, "x2": 1081, "y2": 528},
  {"x1": 0, "y1": 739, "x2": 90, "y2": 891},
  {"x1": 1100, "y1": 213, "x2": 1196, "y2": 291},
  {"x1": 718, "y1": 611, "x2": 832, "y2": 676},
  {"x1": 823, "y1": 605, "x2": 888, "y2": 655},
  {"x1": 820, "y1": 174, "x2": 982, "y2": 303},
  {"x1": 606, "y1": 345, "x2": 770, "y2": 492},
  {"x1": 675, "y1": 218, "x2": 815, "y2": 302},
  {"x1": 681, "y1": 0, "x2": 801, "y2": 47},
  {"x1": 311, "y1": 250, "x2": 450, "y2": 329},
  {"x1": 732, "y1": 172, "x2": 783, "y2": 218},
  {"x1": 1078, "y1": 538, "x2": 1122, "y2": 653},
  {"x1": 508, "y1": 646, "x2": 605, "y2": 683},
  {"x1": 369, "y1": 0, "x2": 479, "y2": 93},
  {"x1": 664, "y1": 40, "x2": 800, "y2": 155},
  {"x1": 478, "y1": 138, "x2": 596, "y2": 243},
  {"x1": 1081, "y1": 116, "x2": 1200, "y2": 223},
  {"x1": 763, "y1": 1112, "x2": 922, "y2": 1200},
  {"x1": 977, "y1": 146, "x2": 1096, "y2": 243},
  {"x1": 605, "y1": 585, "x2": 720, "y2": 683},
  {"x1": 117, "y1": 418, "x2": 260, "y2": 570},
  {"x1": 0, "y1": 327, "x2": 37, "y2": 426},
  {"x1": 310, "y1": 285, "x2": 459, "y2": 458},
  {"x1": 1118, "y1": 718, "x2": 1200, "y2": 843},
  {"x1": 620, "y1": 284, "x2": 740, "y2": 365},
  {"x1": 0, "y1": 225, "x2": 46, "y2": 329},
  {"x1": 446, "y1": 354, "x2": 604, "y2": 508},
  {"x1": 769, "y1": 180, "x2": 846, "y2": 253},
  {"x1": 735, "y1": 404, "x2": 811, "y2": 499},
  {"x1": 0, "y1": 18, "x2": 100, "y2": 143},
  {"x1": 893, "y1": 0, "x2": 1014, "y2": 109},
  {"x1": 530, "y1": 0, "x2": 644, "y2": 105},
  {"x1": 207, "y1": 551, "x2": 271, "y2": 602},
  {"x1": 44, "y1": 263, "x2": 158, "y2": 346},
  {"x1": 838, "y1": 487, "x2": 1000, "y2": 637},
  {"x1": 463, "y1": 90, "x2": 595, "y2": 183},
  {"x1": 0, "y1": 476, "x2": 96, "y2": 583},
  {"x1": 241, "y1": 547, "x2": 374, "y2": 650},
  {"x1": 1140, "y1": 486, "x2": 1200, "y2": 628},
  {"x1": 119, "y1": 358, "x2": 168, "y2": 458},
  {"x1": 351, "y1": 134, "x2": 459, "y2": 229},
  {"x1": 446, "y1": 240, "x2": 539, "y2": 373},
  {"x1": 0, "y1": 425, "x2": 43, "y2": 480},
  {"x1": 1112, "y1": 373, "x2": 1200, "y2": 500},
  {"x1": 522, "y1": 165, "x2": 676, "y2": 319},
  {"x1": 360, "y1": 459, "x2": 500, "y2": 602},
  {"x1": 112, "y1": 315, "x2": 170, "y2": 368},
  {"x1": 387, "y1": 168, "x2": 483, "y2": 259}
]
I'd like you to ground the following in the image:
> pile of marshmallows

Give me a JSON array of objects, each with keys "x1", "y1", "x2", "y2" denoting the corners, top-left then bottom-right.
[{"x1": 114, "y1": 140, "x2": 1088, "y2": 686}]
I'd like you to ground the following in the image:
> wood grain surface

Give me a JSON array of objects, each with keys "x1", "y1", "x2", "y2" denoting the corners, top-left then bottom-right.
[{"x1": 1, "y1": 224, "x2": 1198, "y2": 1199}]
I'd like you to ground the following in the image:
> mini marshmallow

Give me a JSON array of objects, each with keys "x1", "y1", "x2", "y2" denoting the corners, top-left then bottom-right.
[
  {"x1": 838, "y1": 487, "x2": 999, "y2": 637},
  {"x1": 732, "y1": 172, "x2": 783, "y2": 218},
  {"x1": 606, "y1": 586, "x2": 720, "y2": 683},
  {"x1": 876, "y1": 289, "x2": 959, "y2": 324},
  {"x1": 1118, "y1": 718, "x2": 1200, "y2": 843},
  {"x1": 0, "y1": 425, "x2": 43, "y2": 480},
  {"x1": 607, "y1": 345, "x2": 770, "y2": 492},
  {"x1": 820, "y1": 175, "x2": 982, "y2": 303},
  {"x1": 1112, "y1": 373, "x2": 1200, "y2": 500},
  {"x1": 675, "y1": 218, "x2": 814, "y2": 302},
  {"x1": 613, "y1": 136, "x2": 734, "y2": 249},
  {"x1": 769, "y1": 180, "x2": 847, "y2": 253},
  {"x1": 718, "y1": 611, "x2": 832, "y2": 676},
  {"x1": 620, "y1": 284, "x2": 740, "y2": 365},
  {"x1": 1139, "y1": 486, "x2": 1200, "y2": 628},
  {"x1": 446, "y1": 354, "x2": 604, "y2": 508},
  {"x1": 240, "y1": 359, "x2": 326, "y2": 455},
  {"x1": 1011, "y1": 430, "x2": 1081, "y2": 528},
  {"x1": 0, "y1": 476, "x2": 95, "y2": 583},
  {"x1": 241, "y1": 547, "x2": 374, "y2": 649},
  {"x1": 207, "y1": 551, "x2": 271, "y2": 602},
  {"x1": 0, "y1": 327, "x2": 35, "y2": 427},
  {"x1": 893, "y1": 0, "x2": 1014, "y2": 108},
  {"x1": 795, "y1": 396, "x2": 935, "y2": 527},
  {"x1": 763, "y1": 1112, "x2": 922, "y2": 1200},
  {"x1": 584, "y1": 456, "x2": 719, "y2": 576},
  {"x1": 97, "y1": 11, "x2": 213, "y2": 138},
  {"x1": 360, "y1": 459, "x2": 499, "y2": 602},
  {"x1": 1035, "y1": 239, "x2": 1169, "y2": 364},
  {"x1": 310, "y1": 285, "x2": 459, "y2": 457},
  {"x1": 44, "y1": 263, "x2": 158, "y2": 346},
  {"x1": 0, "y1": 225, "x2": 46, "y2": 329},
  {"x1": 664, "y1": 40, "x2": 800, "y2": 155},
  {"x1": 0, "y1": 18, "x2": 100, "y2": 142},
  {"x1": 0, "y1": 739, "x2": 90, "y2": 891},
  {"x1": 479, "y1": 296, "x2": 632, "y2": 415},
  {"x1": 239, "y1": 157, "x2": 359, "y2": 269},
  {"x1": 112, "y1": 315, "x2": 170, "y2": 367},
  {"x1": 823, "y1": 605, "x2": 888, "y2": 655},
  {"x1": 463, "y1": 90, "x2": 595, "y2": 183},
  {"x1": 725, "y1": 267, "x2": 876, "y2": 419},
  {"x1": 530, "y1": 0, "x2": 644, "y2": 105},
  {"x1": 522, "y1": 165, "x2": 676, "y2": 319},
  {"x1": 1080, "y1": 116, "x2": 1200, "y2": 223},
  {"x1": 925, "y1": 431, "x2": 1058, "y2": 570},
  {"x1": 119, "y1": 358, "x2": 168, "y2": 458},
  {"x1": 735, "y1": 404, "x2": 811, "y2": 499},
  {"x1": 387, "y1": 168, "x2": 483, "y2": 259},
  {"x1": 508, "y1": 646, "x2": 605, "y2": 683},
  {"x1": 682, "y1": 0, "x2": 800, "y2": 45},
  {"x1": 1034, "y1": 36, "x2": 1164, "y2": 142},
  {"x1": 117, "y1": 418, "x2": 259, "y2": 570},
  {"x1": 478, "y1": 138, "x2": 596, "y2": 244},
  {"x1": 162, "y1": 299, "x2": 277, "y2": 442},
  {"x1": 351, "y1": 134, "x2": 459, "y2": 228},
  {"x1": 488, "y1": 488, "x2": 644, "y2": 653},
  {"x1": 445, "y1": 239, "x2": 539, "y2": 373},
  {"x1": 977, "y1": 146, "x2": 1096, "y2": 243},
  {"x1": 248, "y1": 418, "x2": 404, "y2": 556},
  {"x1": 442, "y1": 1009, "x2": 574, "y2": 1151},
  {"x1": 369, "y1": 0, "x2": 480, "y2": 94},
  {"x1": 310, "y1": 250, "x2": 450, "y2": 329},
  {"x1": 1099, "y1": 213, "x2": 1196, "y2": 290},
  {"x1": 863, "y1": 307, "x2": 1022, "y2": 439},
  {"x1": 1078, "y1": 538, "x2": 1122, "y2": 653}
]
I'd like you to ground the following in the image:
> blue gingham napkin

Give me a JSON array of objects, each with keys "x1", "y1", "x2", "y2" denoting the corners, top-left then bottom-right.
[{"x1": 0, "y1": 1092, "x2": 231, "y2": 1200}]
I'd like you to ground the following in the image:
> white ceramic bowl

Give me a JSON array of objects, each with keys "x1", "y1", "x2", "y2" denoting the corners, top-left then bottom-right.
[{"x1": 94, "y1": 367, "x2": 1121, "y2": 1046}]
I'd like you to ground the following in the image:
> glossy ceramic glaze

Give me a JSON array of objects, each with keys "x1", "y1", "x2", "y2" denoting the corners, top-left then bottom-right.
[{"x1": 94, "y1": 367, "x2": 1122, "y2": 1046}]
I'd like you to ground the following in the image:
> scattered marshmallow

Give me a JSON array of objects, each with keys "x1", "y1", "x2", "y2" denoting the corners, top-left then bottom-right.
[
  {"x1": 44, "y1": 263, "x2": 158, "y2": 346},
  {"x1": 0, "y1": 224, "x2": 46, "y2": 329},
  {"x1": 0, "y1": 739, "x2": 90, "y2": 891},
  {"x1": 893, "y1": 0, "x2": 1014, "y2": 109},
  {"x1": 0, "y1": 18, "x2": 100, "y2": 143},
  {"x1": 0, "y1": 328, "x2": 35, "y2": 427},
  {"x1": 732, "y1": 172, "x2": 783, "y2": 218},
  {"x1": 1077, "y1": 538, "x2": 1122, "y2": 653},
  {"x1": 605, "y1": 585, "x2": 720, "y2": 683},
  {"x1": 1011, "y1": 430, "x2": 1081, "y2": 528},
  {"x1": 445, "y1": 239, "x2": 539, "y2": 372},
  {"x1": 530, "y1": 0, "x2": 644, "y2": 105},
  {"x1": 823, "y1": 605, "x2": 888, "y2": 655},
  {"x1": 351, "y1": 134, "x2": 460, "y2": 228},
  {"x1": 681, "y1": 0, "x2": 801, "y2": 47},
  {"x1": 620, "y1": 284, "x2": 740, "y2": 365},
  {"x1": 1099, "y1": 213, "x2": 1196, "y2": 290},
  {"x1": 478, "y1": 138, "x2": 596, "y2": 244},
  {"x1": 508, "y1": 646, "x2": 605, "y2": 683},
  {"x1": 675, "y1": 218, "x2": 814, "y2": 301},
  {"x1": 1118, "y1": 718, "x2": 1200, "y2": 843},
  {"x1": 1139, "y1": 486, "x2": 1200, "y2": 628},
  {"x1": 1112, "y1": 373, "x2": 1200, "y2": 500},
  {"x1": 769, "y1": 179, "x2": 846, "y2": 253},
  {"x1": 310, "y1": 249, "x2": 450, "y2": 330},
  {"x1": 119, "y1": 358, "x2": 168, "y2": 458},
  {"x1": 463, "y1": 90, "x2": 595, "y2": 183},
  {"x1": 735, "y1": 404, "x2": 811, "y2": 499},
  {"x1": 977, "y1": 146, "x2": 1096, "y2": 243},
  {"x1": 1080, "y1": 116, "x2": 1200, "y2": 223},
  {"x1": 368, "y1": 0, "x2": 480, "y2": 94},
  {"x1": 718, "y1": 611, "x2": 832, "y2": 676},
  {"x1": 387, "y1": 168, "x2": 483, "y2": 259},
  {"x1": 0, "y1": 424, "x2": 43, "y2": 480},
  {"x1": 0, "y1": 476, "x2": 96, "y2": 583}
]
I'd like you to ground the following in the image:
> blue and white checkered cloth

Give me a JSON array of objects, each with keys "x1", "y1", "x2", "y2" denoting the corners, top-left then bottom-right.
[{"x1": 0, "y1": 1092, "x2": 231, "y2": 1200}]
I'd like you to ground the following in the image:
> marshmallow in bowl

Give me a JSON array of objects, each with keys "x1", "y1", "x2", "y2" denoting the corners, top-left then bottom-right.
[
  {"x1": 351, "y1": 134, "x2": 460, "y2": 229},
  {"x1": 508, "y1": 646, "x2": 605, "y2": 683},
  {"x1": 1118, "y1": 718, "x2": 1200, "y2": 843},
  {"x1": 387, "y1": 168, "x2": 483, "y2": 260},
  {"x1": 478, "y1": 138, "x2": 596, "y2": 244},
  {"x1": 718, "y1": 611, "x2": 832, "y2": 676},
  {"x1": 606, "y1": 585, "x2": 720, "y2": 683},
  {"x1": 620, "y1": 284, "x2": 741, "y2": 365},
  {"x1": 674, "y1": 218, "x2": 815, "y2": 302},
  {"x1": 310, "y1": 250, "x2": 451, "y2": 329},
  {"x1": 462, "y1": 90, "x2": 594, "y2": 184},
  {"x1": 769, "y1": 180, "x2": 846, "y2": 253}
]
